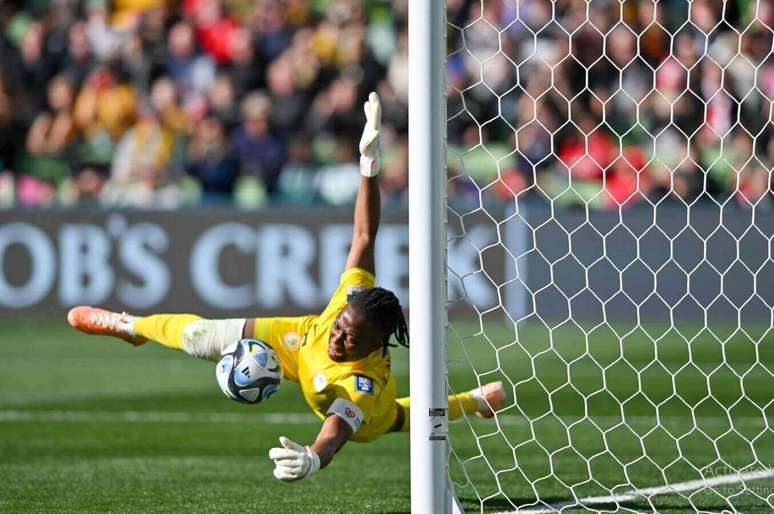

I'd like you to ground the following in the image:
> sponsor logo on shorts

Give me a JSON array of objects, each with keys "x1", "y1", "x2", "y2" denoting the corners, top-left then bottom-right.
[{"x1": 354, "y1": 375, "x2": 373, "y2": 394}]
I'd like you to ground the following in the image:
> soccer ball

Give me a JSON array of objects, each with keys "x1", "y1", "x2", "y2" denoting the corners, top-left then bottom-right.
[{"x1": 216, "y1": 339, "x2": 282, "y2": 404}]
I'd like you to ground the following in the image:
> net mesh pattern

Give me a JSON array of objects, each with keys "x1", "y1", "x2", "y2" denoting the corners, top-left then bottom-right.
[{"x1": 444, "y1": 1, "x2": 772, "y2": 512}]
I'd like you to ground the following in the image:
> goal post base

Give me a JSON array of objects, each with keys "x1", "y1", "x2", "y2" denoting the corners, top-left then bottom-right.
[{"x1": 451, "y1": 487, "x2": 466, "y2": 514}]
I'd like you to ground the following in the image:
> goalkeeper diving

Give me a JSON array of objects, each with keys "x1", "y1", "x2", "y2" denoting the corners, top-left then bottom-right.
[{"x1": 67, "y1": 92, "x2": 505, "y2": 482}]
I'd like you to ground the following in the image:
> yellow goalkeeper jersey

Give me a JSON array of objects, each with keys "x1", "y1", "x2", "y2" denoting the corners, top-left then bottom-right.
[{"x1": 251, "y1": 267, "x2": 399, "y2": 443}]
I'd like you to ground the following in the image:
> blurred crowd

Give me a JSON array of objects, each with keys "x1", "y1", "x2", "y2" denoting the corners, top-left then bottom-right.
[
  {"x1": 447, "y1": 0, "x2": 772, "y2": 210},
  {"x1": 0, "y1": 0, "x2": 770, "y2": 210},
  {"x1": 0, "y1": 0, "x2": 408, "y2": 208}
]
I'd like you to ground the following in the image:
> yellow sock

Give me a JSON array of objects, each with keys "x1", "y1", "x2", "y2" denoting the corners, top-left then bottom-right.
[
  {"x1": 396, "y1": 397, "x2": 410, "y2": 432},
  {"x1": 133, "y1": 314, "x2": 201, "y2": 351},
  {"x1": 395, "y1": 391, "x2": 479, "y2": 433},
  {"x1": 448, "y1": 391, "x2": 479, "y2": 420}
]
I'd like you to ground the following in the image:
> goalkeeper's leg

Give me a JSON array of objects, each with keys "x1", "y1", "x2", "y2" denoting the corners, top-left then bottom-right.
[
  {"x1": 67, "y1": 306, "x2": 244, "y2": 361},
  {"x1": 393, "y1": 381, "x2": 506, "y2": 432}
]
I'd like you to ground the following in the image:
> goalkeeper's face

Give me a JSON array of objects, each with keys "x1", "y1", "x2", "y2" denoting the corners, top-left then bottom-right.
[{"x1": 328, "y1": 306, "x2": 383, "y2": 362}]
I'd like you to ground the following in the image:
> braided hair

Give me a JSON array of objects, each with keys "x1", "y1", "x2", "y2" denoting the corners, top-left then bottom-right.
[{"x1": 349, "y1": 287, "x2": 409, "y2": 356}]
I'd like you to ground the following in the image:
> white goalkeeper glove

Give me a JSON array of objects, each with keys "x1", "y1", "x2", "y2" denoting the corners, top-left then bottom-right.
[
  {"x1": 358, "y1": 91, "x2": 381, "y2": 177},
  {"x1": 269, "y1": 436, "x2": 321, "y2": 482}
]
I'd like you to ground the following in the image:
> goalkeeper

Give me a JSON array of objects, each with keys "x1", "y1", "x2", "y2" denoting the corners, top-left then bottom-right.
[{"x1": 67, "y1": 92, "x2": 505, "y2": 482}]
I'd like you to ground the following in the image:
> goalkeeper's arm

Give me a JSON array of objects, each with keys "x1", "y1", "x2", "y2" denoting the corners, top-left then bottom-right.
[
  {"x1": 269, "y1": 415, "x2": 353, "y2": 482},
  {"x1": 345, "y1": 92, "x2": 382, "y2": 275},
  {"x1": 311, "y1": 415, "x2": 352, "y2": 468}
]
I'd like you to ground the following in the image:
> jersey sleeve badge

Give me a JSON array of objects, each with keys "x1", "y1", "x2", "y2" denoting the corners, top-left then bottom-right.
[
  {"x1": 354, "y1": 375, "x2": 374, "y2": 395},
  {"x1": 282, "y1": 332, "x2": 301, "y2": 351},
  {"x1": 313, "y1": 371, "x2": 328, "y2": 392}
]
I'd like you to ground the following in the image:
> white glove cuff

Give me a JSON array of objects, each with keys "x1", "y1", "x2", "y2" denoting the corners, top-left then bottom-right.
[
  {"x1": 359, "y1": 155, "x2": 380, "y2": 177},
  {"x1": 304, "y1": 446, "x2": 321, "y2": 477}
]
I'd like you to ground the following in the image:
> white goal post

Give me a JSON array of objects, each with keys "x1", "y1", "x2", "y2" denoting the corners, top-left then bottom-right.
[
  {"x1": 408, "y1": 0, "x2": 451, "y2": 513},
  {"x1": 409, "y1": 0, "x2": 772, "y2": 513}
]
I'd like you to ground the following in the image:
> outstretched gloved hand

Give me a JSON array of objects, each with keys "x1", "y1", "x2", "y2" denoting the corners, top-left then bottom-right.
[
  {"x1": 358, "y1": 91, "x2": 381, "y2": 177},
  {"x1": 269, "y1": 436, "x2": 321, "y2": 482}
]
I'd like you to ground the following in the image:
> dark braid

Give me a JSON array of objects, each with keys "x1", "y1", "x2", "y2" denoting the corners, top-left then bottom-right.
[{"x1": 349, "y1": 287, "x2": 409, "y2": 356}]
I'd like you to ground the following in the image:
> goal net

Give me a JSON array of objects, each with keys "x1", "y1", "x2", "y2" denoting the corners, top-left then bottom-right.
[{"x1": 443, "y1": 1, "x2": 773, "y2": 512}]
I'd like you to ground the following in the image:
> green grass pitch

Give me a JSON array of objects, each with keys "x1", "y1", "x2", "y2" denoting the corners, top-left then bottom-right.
[{"x1": 0, "y1": 317, "x2": 771, "y2": 513}]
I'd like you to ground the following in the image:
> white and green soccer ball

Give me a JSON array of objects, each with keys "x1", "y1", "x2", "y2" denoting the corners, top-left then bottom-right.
[{"x1": 216, "y1": 339, "x2": 282, "y2": 404}]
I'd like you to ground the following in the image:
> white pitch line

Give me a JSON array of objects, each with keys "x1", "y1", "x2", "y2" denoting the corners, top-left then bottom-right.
[
  {"x1": 0, "y1": 410, "x2": 768, "y2": 428},
  {"x1": 499, "y1": 468, "x2": 774, "y2": 513},
  {"x1": 0, "y1": 409, "x2": 319, "y2": 424}
]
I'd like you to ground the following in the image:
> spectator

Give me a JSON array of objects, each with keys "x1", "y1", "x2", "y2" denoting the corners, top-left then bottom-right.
[
  {"x1": 138, "y1": 4, "x2": 169, "y2": 64},
  {"x1": 85, "y1": 0, "x2": 124, "y2": 62},
  {"x1": 737, "y1": 167, "x2": 771, "y2": 208},
  {"x1": 317, "y1": 133, "x2": 359, "y2": 206},
  {"x1": 71, "y1": 162, "x2": 108, "y2": 205},
  {"x1": 163, "y1": 21, "x2": 215, "y2": 104},
  {"x1": 17, "y1": 75, "x2": 76, "y2": 206},
  {"x1": 230, "y1": 91, "x2": 286, "y2": 193},
  {"x1": 188, "y1": 0, "x2": 240, "y2": 64},
  {"x1": 266, "y1": 53, "x2": 306, "y2": 135},
  {"x1": 386, "y1": 32, "x2": 408, "y2": 105},
  {"x1": 119, "y1": 31, "x2": 152, "y2": 95},
  {"x1": 222, "y1": 26, "x2": 262, "y2": 98},
  {"x1": 73, "y1": 67, "x2": 137, "y2": 166},
  {"x1": 149, "y1": 76, "x2": 189, "y2": 134},
  {"x1": 606, "y1": 147, "x2": 651, "y2": 208},
  {"x1": 60, "y1": 21, "x2": 93, "y2": 89},
  {"x1": 18, "y1": 22, "x2": 52, "y2": 122},
  {"x1": 286, "y1": 27, "x2": 321, "y2": 90},
  {"x1": 307, "y1": 74, "x2": 361, "y2": 137},
  {"x1": 25, "y1": 75, "x2": 76, "y2": 159},
  {"x1": 254, "y1": 1, "x2": 293, "y2": 62},
  {"x1": 185, "y1": 115, "x2": 238, "y2": 204},
  {"x1": 207, "y1": 74, "x2": 239, "y2": 128},
  {"x1": 276, "y1": 133, "x2": 318, "y2": 205},
  {"x1": 101, "y1": 100, "x2": 182, "y2": 207},
  {"x1": 379, "y1": 135, "x2": 408, "y2": 207}
]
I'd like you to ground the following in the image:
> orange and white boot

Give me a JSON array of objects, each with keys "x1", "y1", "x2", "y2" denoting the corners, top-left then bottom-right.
[
  {"x1": 67, "y1": 306, "x2": 147, "y2": 346},
  {"x1": 473, "y1": 381, "x2": 506, "y2": 418}
]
